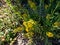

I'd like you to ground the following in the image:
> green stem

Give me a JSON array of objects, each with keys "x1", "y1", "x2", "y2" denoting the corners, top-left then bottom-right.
[
  {"x1": 52, "y1": 2, "x2": 59, "y2": 15},
  {"x1": 45, "y1": 36, "x2": 48, "y2": 45}
]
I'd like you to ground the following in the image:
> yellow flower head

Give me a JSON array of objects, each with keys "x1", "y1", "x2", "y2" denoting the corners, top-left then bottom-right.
[
  {"x1": 13, "y1": 27, "x2": 23, "y2": 33},
  {"x1": 28, "y1": 0, "x2": 36, "y2": 10},
  {"x1": 28, "y1": 22, "x2": 33, "y2": 28},
  {"x1": 27, "y1": 19, "x2": 35, "y2": 28},
  {"x1": 45, "y1": 4, "x2": 49, "y2": 9},
  {"x1": 22, "y1": 13, "x2": 28, "y2": 18},
  {"x1": 46, "y1": 14, "x2": 51, "y2": 19},
  {"x1": 23, "y1": 21, "x2": 27, "y2": 27},
  {"x1": 28, "y1": 19, "x2": 35, "y2": 24},
  {"x1": 46, "y1": 32, "x2": 54, "y2": 37},
  {"x1": 25, "y1": 32, "x2": 34, "y2": 38},
  {"x1": 26, "y1": 28, "x2": 29, "y2": 32},
  {"x1": 53, "y1": 22, "x2": 60, "y2": 27},
  {"x1": 23, "y1": 19, "x2": 35, "y2": 27},
  {"x1": 23, "y1": 19, "x2": 36, "y2": 32}
]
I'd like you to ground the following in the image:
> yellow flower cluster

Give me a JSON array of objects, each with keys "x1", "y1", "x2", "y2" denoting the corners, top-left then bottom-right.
[
  {"x1": 22, "y1": 13, "x2": 28, "y2": 18},
  {"x1": 46, "y1": 32, "x2": 54, "y2": 37},
  {"x1": 46, "y1": 14, "x2": 51, "y2": 20},
  {"x1": 25, "y1": 32, "x2": 34, "y2": 38},
  {"x1": 28, "y1": 0, "x2": 36, "y2": 10},
  {"x1": 13, "y1": 26, "x2": 23, "y2": 33},
  {"x1": 45, "y1": 4, "x2": 49, "y2": 9},
  {"x1": 23, "y1": 19, "x2": 35, "y2": 32},
  {"x1": 53, "y1": 22, "x2": 60, "y2": 27}
]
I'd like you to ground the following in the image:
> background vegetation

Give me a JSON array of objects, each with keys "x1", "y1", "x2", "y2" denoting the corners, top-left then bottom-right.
[{"x1": 0, "y1": 0, "x2": 60, "y2": 45}]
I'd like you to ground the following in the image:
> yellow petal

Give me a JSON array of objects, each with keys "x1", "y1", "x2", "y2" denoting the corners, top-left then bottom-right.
[
  {"x1": 26, "y1": 28, "x2": 29, "y2": 32},
  {"x1": 46, "y1": 32, "x2": 54, "y2": 37}
]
